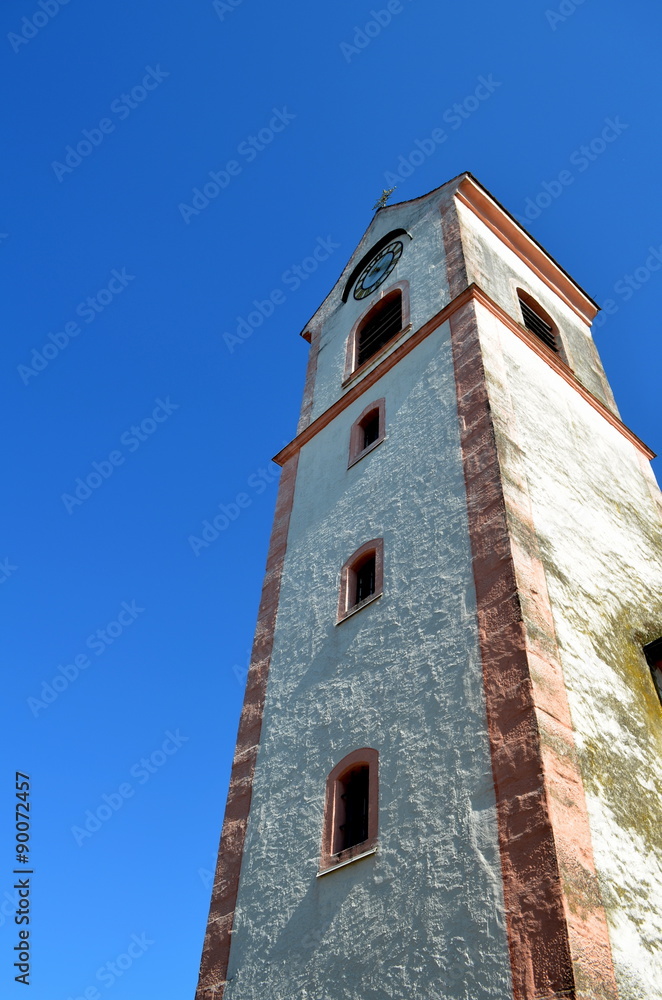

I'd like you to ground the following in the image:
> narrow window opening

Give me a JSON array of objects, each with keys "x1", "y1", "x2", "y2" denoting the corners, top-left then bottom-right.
[
  {"x1": 338, "y1": 766, "x2": 369, "y2": 852},
  {"x1": 518, "y1": 295, "x2": 558, "y2": 353},
  {"x1": 320, "y1": 748, "x2": 378, "y2": 872},
  {"x1": 644, "y1": 637, "x2": 662, "y2": 704},
  {"x1": 357, "y1": 292, "x2": 403, "y2": 368},
  {"x1": 338, "y1": 539, "x2": 383, "y2": 621},
  {"x1": 362, "y1": 411, "x2": 380, "y2": 450},
  {"x1": 355, "y1": 555, "x2": 376, "y2": 605},
  {"x1": 348, "y1": 399, "x2": 385, "y2": 468}
]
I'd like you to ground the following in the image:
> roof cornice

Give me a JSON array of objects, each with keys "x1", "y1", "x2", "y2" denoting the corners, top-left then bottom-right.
[
  {"x1": 275, "y1": 284, "x2": 652, "y2": 467},
  {"x1": 455, "y1": 175, "x2": 599, "y2": 325}
]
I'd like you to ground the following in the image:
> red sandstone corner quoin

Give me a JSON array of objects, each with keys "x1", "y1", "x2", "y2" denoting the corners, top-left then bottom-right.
[
  {"x1": 441, "y1": 194, "x2": 619, "y2": 1000},
  {"x1": 194, "y1": 453, "x2": 300, "y2": 1000}
]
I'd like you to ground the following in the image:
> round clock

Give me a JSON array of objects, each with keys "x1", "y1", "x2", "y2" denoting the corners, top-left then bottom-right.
[{"x1": 353, "y1": 241, "x2": 403, "y2": 300}]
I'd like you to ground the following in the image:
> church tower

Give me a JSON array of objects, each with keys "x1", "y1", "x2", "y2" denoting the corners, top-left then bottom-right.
[{"x1": 195, "y1": 174, "x2": 662, "y2": 1000}]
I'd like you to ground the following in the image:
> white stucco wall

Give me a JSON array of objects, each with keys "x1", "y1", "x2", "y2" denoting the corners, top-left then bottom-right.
[
  {"x1": 476, "y1": 300, "x2": 662, "y2": 1000},
  {"x1": 224, "y1": 324, "x2": 513, "y2": 999}
]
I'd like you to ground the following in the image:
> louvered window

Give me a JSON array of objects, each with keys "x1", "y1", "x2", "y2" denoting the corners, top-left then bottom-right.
[
  {"x1": 519, "y1": 298, "x2": 558, "y2": 353},
  {"x1": 339, "y1": 767, "x2": 370, "y2": 851},
  {"x1": 357, "y1": 292, "x2": 403, "y2": 367}
]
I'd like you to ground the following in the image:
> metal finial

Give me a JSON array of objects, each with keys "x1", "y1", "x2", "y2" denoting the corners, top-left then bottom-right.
[{"x1": 373, "y1": 187, "x2": 396, "y2": 211}]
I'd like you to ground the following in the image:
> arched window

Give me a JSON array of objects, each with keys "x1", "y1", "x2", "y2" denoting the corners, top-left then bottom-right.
[
  {"x1": 338, "y1": 539, "x2": 384, "y2": 621},
  {"x1": 319, "y1": 748, "x2": 379, "y2": 874},
  {"x1": 517, "y1": 290, "x2": 560, "y2": 354},
  {"x1": 348, "y1": 398, "x2": 385, "y2": 468},
  {"x1": 343, "y1": 281, "x2": 410, "y2": 382},
  {"x1": 356, "y1": 290, "x2": 403, "y2": 368}
]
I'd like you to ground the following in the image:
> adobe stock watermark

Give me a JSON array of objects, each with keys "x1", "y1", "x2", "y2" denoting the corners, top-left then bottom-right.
[
  {"x1": 197, "y1": 851, "x2": 220, "y2": 890},
  {"x1": 593, "y1": 243, "x2": 662, "y2": 332},
  {"x1": 70, "y1": 731, "x2": 189, "y2": 846},
  {"x1": 188, "y1": 462, "x2": 280, "y2": 556},
  {"x1": 514, "y1": 117, "x2": 628, "y2": 224},
  {"x1": 383, "y1": 75, "x2": 501, "y2": 187},
  {"x1": 229, "y1": 644, "x2": 252, "y2": 687},
  {"x1": 51, "y1": 66, "x2": 169, "y2": 182},
  {"x1": 340, "y1": 0, "x2": 414, "y2": 62},
  {"x1": 223, "y1": 236, "x2": 340, "y2": 352},
  {"x1": 8, "y1": 0, "x2": 71, "y2": 54},
  {"x1": 546, "y1": 0, "x2": 589, "y2": 30},
  {"x1": 64, "y1": 932, "x2": 154, "y2": 999},
  {"x1": 17, "y1": 268, "x2": 135, "y2": 385},
  {"x1": 0, "y1": 885, "x2": 22, "y2": 930},
  {"x1": 178, "y1": 106, "x2": 296, "y2": 224},
  {"x1": 213, "y1": 0, "x2": 246, "y2": 19},
  {"x1": 0, "y1": 558, "x2": 17, "y2": 584},
  {"x1": 61, "y1": 397, "x2": 179, "y2": 514},
  {"x1": 27, "y1": 601, "x2": 145, "y2": 717}
]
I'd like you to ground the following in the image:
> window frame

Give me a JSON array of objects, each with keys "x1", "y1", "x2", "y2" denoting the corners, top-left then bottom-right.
[
  {"x1": 337, "y1": 538, "x2": 384, "y2": 622},
  {"x1": 344, "y1": 281, "x2": 410, "y2": 383},
  {"x1": 348, "y1": 398, "x2": 386, "y2": 468},
  {"x1": 319, "y1": 748, "x2": 379, "y2": 874}
]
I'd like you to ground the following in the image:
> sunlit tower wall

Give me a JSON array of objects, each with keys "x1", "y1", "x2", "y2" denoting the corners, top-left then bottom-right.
[{"x1": 195, "y1": 173, "x2": 662, "y2": 1000}]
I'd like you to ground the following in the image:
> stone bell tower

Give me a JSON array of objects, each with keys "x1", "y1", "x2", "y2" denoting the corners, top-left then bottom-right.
[{"x1": 195, "y1": 173, "x2": 662, "y2": 1000}]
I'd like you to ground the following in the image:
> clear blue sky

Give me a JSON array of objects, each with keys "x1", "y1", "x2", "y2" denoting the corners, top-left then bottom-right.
[{"x1": 2, "y1": 1, "x2": 661, "y2": 997}]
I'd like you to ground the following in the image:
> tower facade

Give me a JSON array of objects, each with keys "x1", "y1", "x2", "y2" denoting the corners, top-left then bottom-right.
[{"x1": 196, "y1": 174, "x2": 662, "y2": 1000}]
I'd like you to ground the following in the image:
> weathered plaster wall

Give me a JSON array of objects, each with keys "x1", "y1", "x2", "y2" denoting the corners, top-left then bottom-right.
[
  {"x1": 308, "y1": 195, "x2": 452, "y2": 422},
  {"x1": 457, "y1": 201, "x2": 618, "y2": 414},
  {"x1": 224, "y1": 326, "x2": 513, "y2": 999},
  {"x1": 476, "y1": 301, "x2": 662, "y2": 999}
]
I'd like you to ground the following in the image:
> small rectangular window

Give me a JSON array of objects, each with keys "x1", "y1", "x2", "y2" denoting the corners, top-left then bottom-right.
[
  {"x1": 348, "y1": 399, "x2": 386, "y2": 468},
  {"x1": 644, "y1": 637, "x2": 662, "y2": 704},
  {"x1": 320, "y1": 748, "x2": 379, "y2": 874},
  {"x1": 337, "y1": 539, "x2": 384, "y2": 622},
  {"x1": 355, "y1": 556, "x2": 376, "y2": 604},
  {"x1": 362, "y1": 412, "x2": 380, "y2": 450},
  {"x1": 339, "y1": 766, "x2": 369, "y2": 851}
]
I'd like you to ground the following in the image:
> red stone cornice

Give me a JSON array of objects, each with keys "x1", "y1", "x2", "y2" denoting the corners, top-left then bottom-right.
[
  {"x1": 455, "y1": 176, "x2": 599, "y2": 326},
  {"x1": 274, "y1": 284, "x2": 654, "y2": 467}
]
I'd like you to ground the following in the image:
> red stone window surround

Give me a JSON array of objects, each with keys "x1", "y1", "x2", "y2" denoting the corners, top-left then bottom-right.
[
  {"x1": 348, "y1": 398, "x2": 386, "y2": 469},
  {"x1": 337, "y1": 538, "x2": 384, "y2": 623},
  {"x1": 343, "y1": 280, "x2": 411, "y2": 384},
  {"x1": 319, "y1": 748, "x2": 379, "y2": 875}
]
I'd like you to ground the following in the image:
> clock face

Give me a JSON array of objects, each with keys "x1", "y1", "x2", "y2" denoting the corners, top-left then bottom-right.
[{"x1": 353, "y1": 241, "x2": 403, "y2": 300}]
